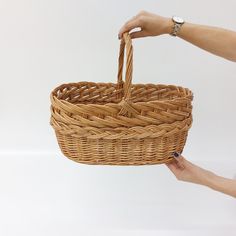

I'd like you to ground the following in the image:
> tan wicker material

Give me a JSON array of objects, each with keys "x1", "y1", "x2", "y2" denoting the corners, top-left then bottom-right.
[{"x1": 50, "y1": 32, "x2": 193, "y2": 165}]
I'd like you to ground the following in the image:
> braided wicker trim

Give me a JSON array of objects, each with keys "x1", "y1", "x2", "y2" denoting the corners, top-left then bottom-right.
[
  {"x1": 50, "y1": 91, "x2": 192, "y2": 128},
  {"x1": 50, "y1": 114, "x2": 192, "y2": 139}
]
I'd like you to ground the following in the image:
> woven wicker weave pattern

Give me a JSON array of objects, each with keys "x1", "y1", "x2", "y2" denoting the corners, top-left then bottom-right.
[{"x1": 50, "y1": 33, "x2": 193, "y2": 165}]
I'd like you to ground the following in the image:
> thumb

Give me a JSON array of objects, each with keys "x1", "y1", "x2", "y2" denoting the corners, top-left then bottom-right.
[
  {"x1": 130, "y1": 30, "x2": 147, "y2": 39},
  {"x1": 173, "y1": 152, "x2": 185, "y2": 169}
]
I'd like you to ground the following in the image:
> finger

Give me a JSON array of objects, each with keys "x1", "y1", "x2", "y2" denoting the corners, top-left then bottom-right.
[
  {"x1": 166, "y1": 163, "x2": 181, "y2": 178},
  {"x1": 167, "y1": 158, "x2": 185, "y2": 171},
  {"x1": 130, "y1": 30, "x2": 146, "y2": 39},
  {"x1": 126, "y1": 14, "x2": 139, "y2": 24},
  {"x1": 118, "y1": 19, "x2": 141, "y2": 39},
  {"x1": 165, "y1": 162, "x2": 174, "y2": 171},
  {"x1": 166, "y1": 161, "x2": 179, "y2": 172},
  {"x1": 118, "y1": 16, "x2": 137, "y2": 39},
  {"x1": 173, "y1": 155, "x2": 184, "y2": 163},
  {"x1": 137, "y1": 10, "x2": 149, "y2": 16},
  {"x1": 173, "y1": 152, "x2": 185, "y2": 169},
  {"x1": 173, "y1": 158, "x2": 185, "y2": 170},
  {"x1": 176, "y1": 162, "x2": 185, "y2": 170}
]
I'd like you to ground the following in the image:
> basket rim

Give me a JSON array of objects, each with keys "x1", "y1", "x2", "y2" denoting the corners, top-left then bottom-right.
[
  {"x1": 51, "y1": 81, "x2": 192, "y2": 91},
  {"x1": 50, "y1": 81, "x2": 193, "y2": 108}
]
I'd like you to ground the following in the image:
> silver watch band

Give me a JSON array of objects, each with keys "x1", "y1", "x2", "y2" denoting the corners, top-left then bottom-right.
[
  {"x1": 170, "y1": 16, "x2": 185, "y2": 37},
  {"x1": 171, "y1": 23, "x2": 182, "y2": 36}
]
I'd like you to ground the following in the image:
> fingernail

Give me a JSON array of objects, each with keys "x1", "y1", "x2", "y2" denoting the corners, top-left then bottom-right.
[
  {"x1": 173, "y1": 152, "x2": 180, "y2": 158},
  {"x1": 173, "y1": 152, "x2": 185, "y2": 169}
]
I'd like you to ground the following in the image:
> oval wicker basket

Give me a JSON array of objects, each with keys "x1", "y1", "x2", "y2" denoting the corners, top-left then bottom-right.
[{"x1": 50, "y1": 33, "x2": 193, "y2": 165}]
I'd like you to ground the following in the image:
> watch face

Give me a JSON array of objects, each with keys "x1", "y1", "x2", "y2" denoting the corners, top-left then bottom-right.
[{"x1": 173, "y1": 16, "x2": 184, "y2": 24}]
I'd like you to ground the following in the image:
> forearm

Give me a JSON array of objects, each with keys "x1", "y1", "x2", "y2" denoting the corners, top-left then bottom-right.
[
  {"x1": 203, "y1": 171, "x2": 236, "y2": 198},
  {"x1": 168, "y1": 20, "x2": 236, "y2": 62}
]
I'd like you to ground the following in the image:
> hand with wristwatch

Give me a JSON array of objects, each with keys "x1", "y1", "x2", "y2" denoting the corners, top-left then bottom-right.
[
  {"x1": 118, "y1": 11, "x2": 236, "y2": 198},
  {"x1": 118, "y1": 12, "x2": 186, "y2": 38}
]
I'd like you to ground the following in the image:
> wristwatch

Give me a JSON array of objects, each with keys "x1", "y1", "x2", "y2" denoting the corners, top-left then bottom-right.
[{"x1": 170, "y1": 16, "x2": 185, "y2": 36}]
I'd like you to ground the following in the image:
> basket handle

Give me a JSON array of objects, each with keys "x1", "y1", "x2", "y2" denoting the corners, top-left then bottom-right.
[{"x1": 117, "y1": 33, "x2": 139, "y2": 117}]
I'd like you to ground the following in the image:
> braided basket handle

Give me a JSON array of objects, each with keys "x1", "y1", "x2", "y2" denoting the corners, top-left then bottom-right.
[
  {"x1": 117, "y1": 33, "x2": 138, "y2": 117},
  {"x1": 117, "y1": 32, "x2": 133, "y2": 100}
]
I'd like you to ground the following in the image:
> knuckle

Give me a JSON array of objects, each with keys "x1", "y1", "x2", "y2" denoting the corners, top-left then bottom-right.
[
  {"x1": 124, "y1": 22, "x2": 130, "y2": 29},
  {"x1": 125, "y1": 22, "x2": 131, "y2": 29},
  {"x1": 138, "y1": 10, "x2": 147, "y2": 15},
  {"x1": 138, "y1": 16, "x2": 145, "y2": 24}
]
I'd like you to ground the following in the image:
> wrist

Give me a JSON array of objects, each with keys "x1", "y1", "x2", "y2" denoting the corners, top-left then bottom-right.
[
  {"x1": 163, "y1": 17, "x2": 173, "y2": 34},
  {"x1": 201, "y1": 170, "x2": 219, "y2": 189}
]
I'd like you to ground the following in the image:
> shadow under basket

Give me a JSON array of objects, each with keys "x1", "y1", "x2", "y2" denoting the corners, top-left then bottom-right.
[{"x1": 50, "y1": 33, "x2": 193, "y2": 165}]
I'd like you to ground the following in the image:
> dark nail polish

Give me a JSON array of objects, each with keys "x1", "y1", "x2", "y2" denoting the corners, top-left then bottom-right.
[{"x1": 173, "y1": 152, "x2": 180, "y2": 158}]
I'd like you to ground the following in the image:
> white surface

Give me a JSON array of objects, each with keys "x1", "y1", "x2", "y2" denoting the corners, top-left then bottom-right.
[
  {"x1": 0, "y1": 153, "x2": 236, "y2": 236},
  {"x1": 0, "y1": 0, "x2": 236, "y2": 235}
]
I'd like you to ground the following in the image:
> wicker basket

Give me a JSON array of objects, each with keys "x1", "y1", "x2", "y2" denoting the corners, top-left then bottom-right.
[{"x1": 50, "y1": 33, "x2": 193, "y2": 165}]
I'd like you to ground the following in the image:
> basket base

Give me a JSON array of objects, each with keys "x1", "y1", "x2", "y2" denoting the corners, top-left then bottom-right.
[
  {"x1": 65, "y1": 156, "x2": 175, "y2": 166},
  {"x1": 55, "y1": 131, "x2": 188, "y2": 165}
]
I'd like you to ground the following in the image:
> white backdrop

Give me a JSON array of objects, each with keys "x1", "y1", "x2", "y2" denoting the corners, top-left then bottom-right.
[{"x1": 0, "y1": 0, "x2": 236, "y2": 235}]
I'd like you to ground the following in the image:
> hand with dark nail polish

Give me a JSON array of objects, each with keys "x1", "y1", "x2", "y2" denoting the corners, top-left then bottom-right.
[{"x1": 165, "y1": 153, "x2": 236, "y2": 198}]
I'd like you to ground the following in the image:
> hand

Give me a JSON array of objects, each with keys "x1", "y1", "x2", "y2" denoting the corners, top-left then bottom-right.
[
  {"x1": 118, "y1": 11, "x2": 172, "y2": 39},
  {"x1": 166, "y1": 153, "x2": 215, "y2": 186}
]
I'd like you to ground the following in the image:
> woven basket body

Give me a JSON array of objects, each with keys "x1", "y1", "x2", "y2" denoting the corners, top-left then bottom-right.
[{"x1": 50, "y1": 33, "x2": 193, "y2": 165}]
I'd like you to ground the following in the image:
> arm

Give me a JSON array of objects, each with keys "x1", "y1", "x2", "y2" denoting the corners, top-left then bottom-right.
[
  {"x1": 118, "y1": 11, "x2": 236, "y2": 62},
  {"x1": 166, "y1": 154, "x2": 236, "y2": 198},
  {"x1": 205, "y1": 171, "x2": 236, "y2": 198},
  {"x1": 177, "y1": 22, "x2": 236, "y2": 62}
]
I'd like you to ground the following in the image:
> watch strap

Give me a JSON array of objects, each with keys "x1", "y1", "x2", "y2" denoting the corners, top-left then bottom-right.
[
  {"x1": 170, "y1": 17, "x2": 184, "y2": 37},
  {"x1": 171, "y1": 23, "x2": 182, "y2": 36}
]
